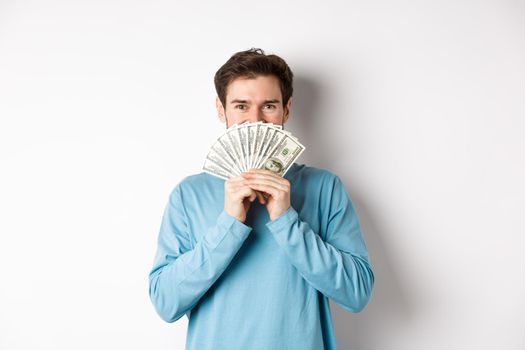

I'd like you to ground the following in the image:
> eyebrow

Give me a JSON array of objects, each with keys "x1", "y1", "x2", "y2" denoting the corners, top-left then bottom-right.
[{"x1": 230, "y1": 99, "x2": 281, "y2": 104}]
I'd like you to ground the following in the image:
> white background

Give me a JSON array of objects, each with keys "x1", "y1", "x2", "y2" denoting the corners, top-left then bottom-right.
[{"x1": 1, "y1": 1, "x2": 524, "y2": 349}]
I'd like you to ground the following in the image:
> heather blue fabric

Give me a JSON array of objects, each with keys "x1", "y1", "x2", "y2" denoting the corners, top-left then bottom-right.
[{"x1": 149, "y1": 163, "x2": 374, "y2": 350}]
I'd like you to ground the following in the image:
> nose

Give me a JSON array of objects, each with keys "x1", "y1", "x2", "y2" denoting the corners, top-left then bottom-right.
[{"x1": 248, "y1": 108, "x2": 264, "y2": 123}]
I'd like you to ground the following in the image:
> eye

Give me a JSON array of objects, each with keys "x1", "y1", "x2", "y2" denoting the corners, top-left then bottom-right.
[
  {"x1": 235, "y1": 104, "x2": 248, "y2": 110},
  {"x1": 263, "y1": 104, "x2": 276, "y2": 110}
]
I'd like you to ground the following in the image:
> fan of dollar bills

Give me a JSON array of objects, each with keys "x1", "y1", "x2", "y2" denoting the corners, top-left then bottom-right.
[{"x1": 203, "y1": 122, "x2": 305, "y2": 179}]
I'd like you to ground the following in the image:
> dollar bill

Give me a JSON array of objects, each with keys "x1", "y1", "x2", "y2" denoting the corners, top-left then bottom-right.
[
  {"x1": 211, "y1": 141, "x2": 241, "y2": 176},
  {"x1": 237, "y1": 124, "x2": 248, "y2": 171},
  {"x1": 252, "y1": 123, "x2": 265, "y2": 169},
  {"x1": 203, "y1": 156, "x2": 233, "y2": 180},
  {"x1": 259, "y1": 131, "x2": 305, "y2": 177},
  {"x1": 216, "y1": 132, "x2": 243, "y2": 175},
  {"x1": 225, "y1": 124, "x2": 245, "y2": 172},
  {"x1": 246, "y1": 122, "x2": 262, "y2": 169},
  {"x1": 203, "y1": 122, "x2": 304, "y2": 179},
  {"x1": 254, "y1": 127, "x2": 285, "y2": 169}
]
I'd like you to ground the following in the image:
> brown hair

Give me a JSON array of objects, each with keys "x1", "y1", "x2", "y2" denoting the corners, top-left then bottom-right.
[{"x1": 214, "y1": 48, "x2": 294, "y2": 107}]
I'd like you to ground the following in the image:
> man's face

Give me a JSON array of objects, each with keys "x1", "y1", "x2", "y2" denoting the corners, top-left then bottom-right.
[{"x1": 216, "y1": 75, "x2": 292, "y2": 128}]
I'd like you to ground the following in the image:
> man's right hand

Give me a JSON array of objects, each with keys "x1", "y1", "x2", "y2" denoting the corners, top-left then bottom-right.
[{"x1": 224, "y1": 176, "x2": 265, "y2": 223}]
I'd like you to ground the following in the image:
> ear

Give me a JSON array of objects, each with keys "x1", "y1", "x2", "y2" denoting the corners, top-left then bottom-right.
[
  {"x1": 282, "y1": 97, "x2": 292, "y2": 124},
  {"x1": 216, "y1": 96, "x2": 226, "y2": 123}
]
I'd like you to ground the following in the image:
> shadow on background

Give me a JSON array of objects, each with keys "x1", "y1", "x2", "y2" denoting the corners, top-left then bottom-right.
[{"x1": 291, "y1": 74, "x2": 413, "y2": 349}]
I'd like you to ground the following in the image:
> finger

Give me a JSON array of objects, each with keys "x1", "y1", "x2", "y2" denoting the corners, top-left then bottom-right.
[
  {"x1": 243, "y1": 168, "x2": 286, "y2": 180},
  {"x1": 226, "y1": 178, "x2": 252, "y2": 192},
  {"x1": 227, "y1": 177, "x2": 272, "y2": 200},
  {"x1": 244, "y1": 178, "x2": 289, "y2": 192},
  {"x1": 255, "y1": 190, "x2": 266, "y2": 204},
  {"x1": 245, "y1": 183, "x2": 281, "y2": 198},
  {"x1": 246, "y1": 168, "x2": 282, "y2": 177},
  {"x1": 227, "y1": 183, "x2": 256, "y2": 200},
  {"x1": 226, "y1": 176, "x2": 247, "y2": 185},
  {"x1": 241, "y1": 173, "x2": 288, "y2": 189}
]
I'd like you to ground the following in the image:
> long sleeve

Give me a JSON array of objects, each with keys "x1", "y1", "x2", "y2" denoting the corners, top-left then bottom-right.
[
  {"x1": 266, "y1": 175, "x2": 374, "y2": 312},
  {"x1": 148, "y1": 184, "x2": 252, "y2": 323}
]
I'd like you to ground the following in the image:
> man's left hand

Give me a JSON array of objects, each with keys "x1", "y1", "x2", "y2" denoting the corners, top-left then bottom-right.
[{"x1": 241, "y1": 169, "x2": 291, "y2": 221}]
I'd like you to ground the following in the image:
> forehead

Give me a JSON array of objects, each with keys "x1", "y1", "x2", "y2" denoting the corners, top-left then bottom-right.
[{"x1": 226, "y1": 75, "x2": 282, "y2": 102}]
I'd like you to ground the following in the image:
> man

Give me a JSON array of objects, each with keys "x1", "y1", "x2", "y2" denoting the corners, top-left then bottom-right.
[{"x1": 148, "y1": 48, "x2": 374, "y2": 350}]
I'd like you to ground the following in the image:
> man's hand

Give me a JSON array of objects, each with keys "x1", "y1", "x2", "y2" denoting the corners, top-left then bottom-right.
[
  {"x1": 224, "y1": 176, "x2": 263, "y2": 223},
  {"x1": 241, "y1": 169, "x2": 291, "y2": 221}
]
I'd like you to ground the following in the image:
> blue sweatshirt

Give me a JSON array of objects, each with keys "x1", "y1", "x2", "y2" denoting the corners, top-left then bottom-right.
[{"x1": 148, "y1": 163, "x2": 374, "y2": 350}]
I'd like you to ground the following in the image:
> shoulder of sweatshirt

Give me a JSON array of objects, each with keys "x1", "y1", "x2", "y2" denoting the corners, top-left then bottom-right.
[{"x1": 287, "y1": 163, "x2": 341, "y2": 187}]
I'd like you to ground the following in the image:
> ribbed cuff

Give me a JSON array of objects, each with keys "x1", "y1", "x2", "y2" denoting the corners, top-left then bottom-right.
[
  {"x1": 216, "y1": 210, "x2": 252, "y2": 240},
  {"x1": 266, "y1": 206, "x2": 299, "y2": 234}
]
